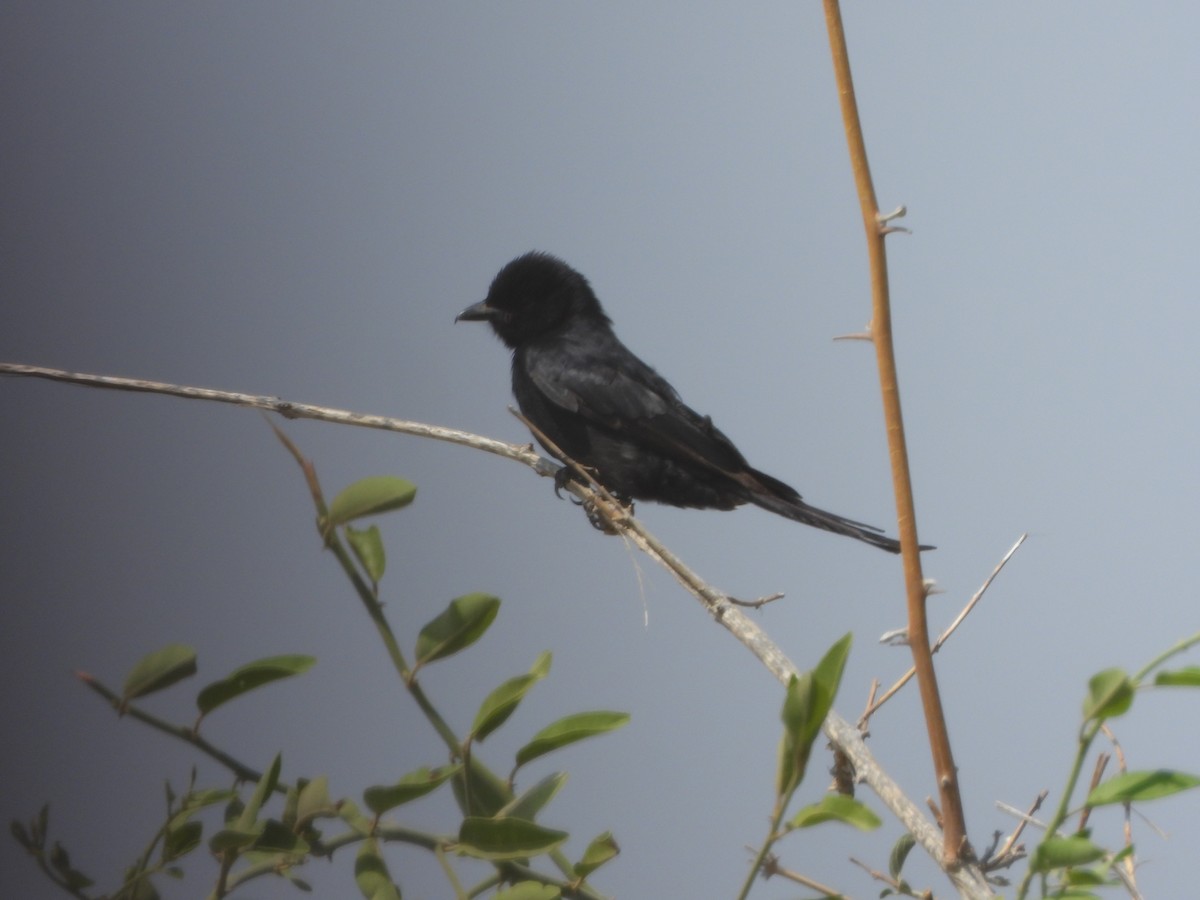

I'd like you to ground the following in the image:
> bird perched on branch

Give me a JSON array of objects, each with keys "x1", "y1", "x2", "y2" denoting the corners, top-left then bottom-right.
[{"x1": 457, "y1": 251, "x2": 918, "y2": 553}]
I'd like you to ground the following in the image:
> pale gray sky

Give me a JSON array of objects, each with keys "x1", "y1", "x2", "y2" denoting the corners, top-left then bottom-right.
[{"x1": 3, "y1": 4, "x2": 1198, "y2": 898}]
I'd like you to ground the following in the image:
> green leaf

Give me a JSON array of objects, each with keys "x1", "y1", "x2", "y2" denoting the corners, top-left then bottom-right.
[
  {"x1": 329, "y1": 476, "x2": 416, "y2": 526},
  {"x1": 338, "y1": 799, "x2": 374, "y2": 837},
  {"x1": 472, "y1": 652, "x2": 552, "y2": 742},
  {"x1": 125, "y1": 877, "x2": 160, "y2": 900},
  {"x1": 49, "y1": 842, "x2": 94, "y2": 890},
  {"x1": 162, "y1": 820, "x2": 203, "y2": 862},
  {"x1": 10, "y1": 819, "x2": 32, "y2": 850},
  {"x1": 1083, "y1": 668, "x2": 1133, "y2": 720},
  {"x1": 364, "y1": 765, "x2": 460, "y2": 816},
  {"x1": 122, "y1": 644, "x2": 197, "y2": 701},
  {"x1": 777, "y1": 674, "x2": 814, "y2": 797},
  {"x1": 573, "y1": 830, "x2": 619, "y2": 878},
  {"x1": 355, "y1": 838, "x2": 401, "y2": 900},
  {"x1": 451, "y1": 756, "x2": 513, "y2": 817},
  {"x1": 457, "y1": 816, "x2": 568, "y2": 860},
  {"x1": 196, "y1": 655, "x2": 316, "y2": 716},
  {"x1": 254, "y1": 818, "x2": 310, "y2": 854},
  {"x1": 209, "y1": 825, "x2": 263, "y2": 852},
  {"x1": 809, "y1": 633, "x2": 852, "y2": 744},
  {"x1": 1087, "y1": 769, "x2": 1200, "y2": 806},
  {"x1": 889, "y1": 832, "x2": 915, "y2": 879},
  {"x1": 170, "y1": 789, "x2": 236, "y2": 832},
  {"x1": 1154, "y1": 666, "x2": 1200, "y2": 687},
  {"x1": 494, "y1": 884, "x2": 561, "y2": 900},
  {"x1": 1031, "y1": 834, "x2": 1106, "y2": 872},
  {"x1": 235, "y1": 754, "x2": 282, "y2": 832},
  {"x1": 1063, "y1": 868, "x2": 1112, "y2": 886},
  {"x1": 790, "y1": 794, "x2": 882, "y2": 831},
  {"x1": 414, "y1": 593, "x2": 500, "y2": 665},
  {"x1": 297, "y1": 776, "x2": 335, "y2": 825},
  {"x1": 515, "y1": 711, "x2": 630, "y2": 769},
  {"x1": 281, "y1": 781, "x2": 300, "y2": 830},
  {"x1": 499, "y1": 772, "x2": 568, "y2": 821},
  {"x1": 777, "y1": 634, "x2": 852, "y2": 798},
  {"x1": 346, "y1": 525, "x2": 387, "y2": 582}
]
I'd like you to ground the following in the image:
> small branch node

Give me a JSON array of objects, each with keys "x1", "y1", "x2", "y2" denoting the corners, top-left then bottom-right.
[{"x1": 728, "y1": 591, "x2": 785, "y2": 609}]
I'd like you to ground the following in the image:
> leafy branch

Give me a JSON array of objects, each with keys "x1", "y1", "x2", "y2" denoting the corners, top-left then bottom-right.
[
  {"x1": 0, "y1": 360, "x2": 987, "y2": 894},
  {"x1": 11, "y1": 434, "x2": 631, "y2": 899}
]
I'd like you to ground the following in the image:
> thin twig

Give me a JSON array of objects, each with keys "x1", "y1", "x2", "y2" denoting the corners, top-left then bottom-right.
[
  {"x1": 760, "y1": 852, "x2": 847, "y2": 897},
  {"x1": 859, "y1": 534, "x2": 1027, "y2": 728},
  {"x1": 1078, "y1": 753, "x2": 1110, "y2": 832},
  {"x1": 76, "y1": 671, "x2": 267, "y2": 785},
  {"x1": 0, "y1": 362, "x2": 552, "y2": 474},
  {"x1": 850, "y1": 856, "x2": 931, "y2": 899},
  {"x1": 995, "y1": 801, "x2": 1050, "y2": 833},
  {"x1": 984, "y1": 790, "x2": 1046, "y2": 872},
  {"x1": 1101, "y1": 724, "x2": 1144, "y2": 896}
]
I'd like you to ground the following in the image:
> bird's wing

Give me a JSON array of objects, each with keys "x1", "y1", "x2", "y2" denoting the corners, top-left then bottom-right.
[{"x1": 522, "y1": 334, "x2": 751, "y2": 474}]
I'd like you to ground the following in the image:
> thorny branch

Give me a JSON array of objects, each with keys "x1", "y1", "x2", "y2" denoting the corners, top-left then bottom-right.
[{"x1": 822, "y1": 0, "x2": 968, "y2": 876}]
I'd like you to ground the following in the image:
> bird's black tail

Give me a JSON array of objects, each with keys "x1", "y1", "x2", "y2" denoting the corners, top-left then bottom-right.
[{"x1": 744, "y1": 469, "x2": 928, "y2": 554}]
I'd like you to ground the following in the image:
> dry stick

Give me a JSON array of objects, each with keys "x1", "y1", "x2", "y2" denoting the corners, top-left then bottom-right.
[
  {"x1": 760, "y1": 853, "x2": 846, "y2": 897},
  {"x1": 821, "y1": 0, "x2": 970, "y2": 867},
  {"x1": 1, "y1": 361, "x2": 994, "y2": 897},
  {"x1": 986, "y1": 789, "x2": 1047, "y2": 872},
  {"x1": 1100, "y1": 725, "x2": 1143, "y2": 897},
  {"x1": 850, "y1": 856, "x2": 929, "y2": 899},
  {"x1": 1078, "y1": 753, "x2": 1110, "y2": 832},
  {"x1": 859, "y1": 534, "x2": 1028, "y2": 728}
]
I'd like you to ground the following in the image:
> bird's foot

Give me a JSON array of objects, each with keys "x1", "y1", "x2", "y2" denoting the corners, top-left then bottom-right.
[
  {"x1": 582, "y1": 494, "x2": 634, "y2": 534},
  {"x1": 552, "y1": 465, "x2": 577, "y2": 499}
]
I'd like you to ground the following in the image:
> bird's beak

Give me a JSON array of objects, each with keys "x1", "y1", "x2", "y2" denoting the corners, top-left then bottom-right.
[{"x1": 455, "y1": 300, "x2": 496, "y2": 323}]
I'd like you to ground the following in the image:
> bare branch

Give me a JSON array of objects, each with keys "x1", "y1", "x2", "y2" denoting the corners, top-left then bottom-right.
[
  {"x1": 860, "y1": 534, "x2": 1028, "y2": 728},
  {"x1": 0, "y1": 362, "x2": 552, "y2": 474}
]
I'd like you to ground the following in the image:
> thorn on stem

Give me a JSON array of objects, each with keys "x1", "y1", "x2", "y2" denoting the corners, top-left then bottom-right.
[{"x1": 877, "y1": 205, "x2": 910, "y2": 236}]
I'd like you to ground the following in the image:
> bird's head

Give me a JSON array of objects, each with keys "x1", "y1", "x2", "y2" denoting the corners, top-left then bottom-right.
[{"x1": 456, "y1": 251, "x2": 610, "y2": 348}]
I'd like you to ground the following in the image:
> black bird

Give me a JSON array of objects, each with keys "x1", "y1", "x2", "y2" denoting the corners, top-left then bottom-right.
[{"x1": 457, "y1": 252, "x2": 911, "y2": 553}]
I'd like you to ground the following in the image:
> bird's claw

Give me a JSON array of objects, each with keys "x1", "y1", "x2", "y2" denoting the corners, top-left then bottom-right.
[
  {"x1": 582, "y1": 494, "x2": 634, "y2": 534},
  {"x1": 552, "y1": 465, "x2": 576, "y2": 499},
  {"x1": 584, "y1": 500, "x2": 617, "y2": 533}
]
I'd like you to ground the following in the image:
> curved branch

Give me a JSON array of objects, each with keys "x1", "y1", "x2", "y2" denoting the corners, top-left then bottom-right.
[
  {"x1": 0, "y1": 362, "x2": 553, "y2": 475},
  {"x1": 1, "y1": 360, "x2": 991, "y2": 896}
]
